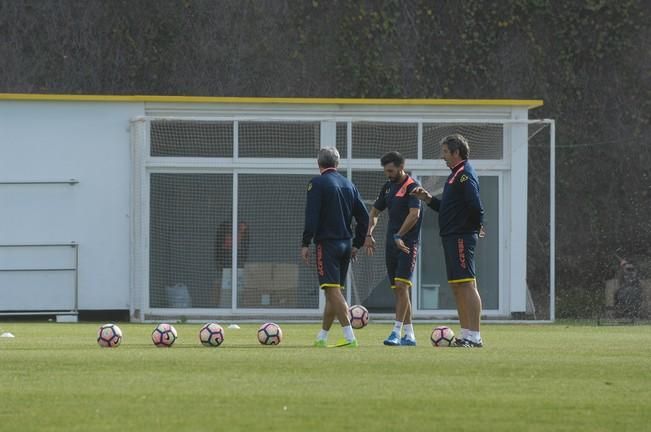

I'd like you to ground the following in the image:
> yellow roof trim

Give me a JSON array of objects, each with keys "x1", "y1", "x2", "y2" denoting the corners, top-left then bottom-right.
[{"x1": 0, "y1": 93, "x2": 543, "y2": 108}]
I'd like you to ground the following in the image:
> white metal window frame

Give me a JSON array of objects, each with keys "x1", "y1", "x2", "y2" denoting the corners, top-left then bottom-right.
[{"x1": 130, "y1": 115, "x2": 555, "y2": 321}]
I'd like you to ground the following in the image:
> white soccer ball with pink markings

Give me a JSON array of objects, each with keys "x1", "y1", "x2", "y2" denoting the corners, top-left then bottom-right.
[
  {"x1": 152, "y1": 323, "x2": 177, "y2": 347},
  {"x1": 257, "y1": 322, "x2": 282, "y2": 345},
  {"x1": 199, "y1": 322, "x2": 225, "y2": 347},
  {"x1": 431, "y1": 326, "x2": 455, "y2": 347},
  {"x1": 97, "y1": 323, "x2": 122, "y2": 348},
  {"x1": 348, "y1": 304, "x2": 369, "y2": 329}
]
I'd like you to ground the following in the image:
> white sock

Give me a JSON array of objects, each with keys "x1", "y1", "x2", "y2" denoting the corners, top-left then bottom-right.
[
  {"x1": 392, "y1": 321, "x2": 403, "y2": 335},
  {"x1": 317, "y1": 329, "x2": 329, "y2": 341},
  {"x1": 467, "y1": 330, "x2": 481, "y2": 343},
  {"x1": 342, "y1": 325, "x2": 355, "y2": 342},
  {"x1": 461, "y1": 328, "x2": 470, "y2": 340},
  {"x1": 404, "y1": 324, "x2": 415, "y2": 340}
]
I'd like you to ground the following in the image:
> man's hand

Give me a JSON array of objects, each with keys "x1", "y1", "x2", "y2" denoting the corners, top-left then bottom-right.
[
  {"x1": 394, "y1": 237, "x2": 410, "y2": 254},
  {"x1": 410, "y1": 186, "x2": 432, "y2": 202},
  {"x1": 351, "y1": 247, "x2": 359, "y2": 262},
  {"x1": 479, "y1": 225, "x2": 486, "y2": 238},
  {"x1": 301, "y1": 246, "x2": 310, "y2": 265},
  {"x1": 364, "y1": 235, "x2": 376, "y2": 256}
]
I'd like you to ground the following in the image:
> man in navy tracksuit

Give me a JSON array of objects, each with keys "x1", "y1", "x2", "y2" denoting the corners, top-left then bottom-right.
[
  {"x1": 412, "y1": 134, "x2": 485, "y2": 347},
  {"x1": 365, "y1": 151, "x2": 423, "y2": 346},
  {"x1": 302, "y1": 147, "x2": 369, "y2": 348}
]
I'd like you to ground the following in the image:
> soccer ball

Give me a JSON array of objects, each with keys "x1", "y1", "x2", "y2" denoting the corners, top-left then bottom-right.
[
  {"x1": 97, "y1": 323, "x2": 122, "y2": 348},
  {"x1": 199, "y1": 322, "x2": 224, "y2": 347},
  {"x1": 257, "y1": 322, "x2": 282, "y2": 345},
  {"x1": 152, "y1": 323, "x2": 177, "y2": 347},
  {"x1": 430, "y1": 326, "x2": 455, "y2": 347},
  {"x1": 348, "y1": 304, "x2": 369, "y2": 329}
]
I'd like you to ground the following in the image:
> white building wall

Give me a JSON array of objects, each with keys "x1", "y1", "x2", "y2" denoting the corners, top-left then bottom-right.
[
  {"x1": 0, "y1": 101, "x2": 144, "y2": 309},
  {"x1": 0, "y1": 97, "x2": 543, "y2": 317}
]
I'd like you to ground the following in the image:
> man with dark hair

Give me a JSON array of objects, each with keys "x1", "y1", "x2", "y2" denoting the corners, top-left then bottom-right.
[
  {"x1": 302, "y1": 147, "x2": 369, "y2": 348},
  {"x1": 411, "y1": 134, "x2": 485, "y2": 347},
  {"x1": 365, "y1": 151, "x2": 423, "y2": 346}
]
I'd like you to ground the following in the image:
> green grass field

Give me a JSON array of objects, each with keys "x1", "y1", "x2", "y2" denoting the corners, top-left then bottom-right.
[{"x1": 0, "y1": 323, "x2": 649, "y2": 432}]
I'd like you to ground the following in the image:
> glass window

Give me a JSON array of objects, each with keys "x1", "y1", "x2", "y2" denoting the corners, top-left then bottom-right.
[
  {"x1": 423, "y1": 123, "x2": 503, "y2": 160},
  {"x1": 349, "y1": 170, "x2": 394, "y2": 312},
  {"x1": 418, "y1": 175, "x2": 499, "y2": 310},
  {"x1": 149, "y1": 174, "x2": 233, "y2": 308},
  {"x1": 238, "y1": 122, "x2": 320, "y2": 158},
  {"x1": 352, "y1": 122, "x2": 418, "y2": 159},
  {"x1": 150, "y1": 120, "x2": 233, "y2": 157},
  {"x1": 237, "y1": 174, "x2": 319, "y2": 308},
  {"x1": 336, "y1": 122, "x2": 348, "y2": 155}
]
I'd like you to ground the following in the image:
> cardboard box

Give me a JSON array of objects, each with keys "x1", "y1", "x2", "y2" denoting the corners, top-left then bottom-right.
[
  {"x1": 239, "y1": 262, "x2": 299, "y2": 308},
  {"x1": 271, "y1": 263, "x2": 299, "y2": 307}
]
